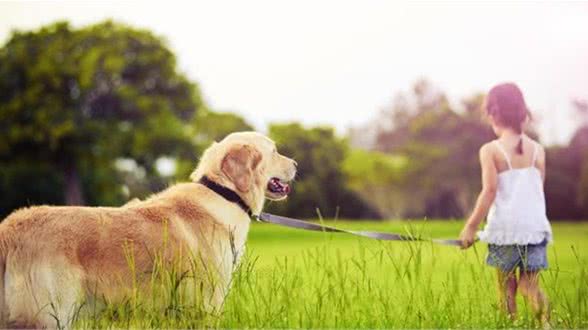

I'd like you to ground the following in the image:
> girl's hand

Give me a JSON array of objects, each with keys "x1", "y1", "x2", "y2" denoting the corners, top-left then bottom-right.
[{"x1": 459, "y1": 224, "x2": 477, "y2": 249}]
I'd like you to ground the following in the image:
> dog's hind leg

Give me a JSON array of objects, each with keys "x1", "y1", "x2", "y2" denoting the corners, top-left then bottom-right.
[
  {"x1": 38, "y1": 264, "x2": 84, "y2": 329},
  {"x1": 6, "y1": 259, "x2": 84, "y2": 329}
]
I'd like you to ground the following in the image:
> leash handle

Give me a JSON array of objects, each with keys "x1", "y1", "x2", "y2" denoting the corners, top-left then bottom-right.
[{"x1": 256, "y1": 212, "x2": 462, "y2": 247}]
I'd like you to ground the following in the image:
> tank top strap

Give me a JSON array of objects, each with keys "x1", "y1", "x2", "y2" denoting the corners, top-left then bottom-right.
[
  {"x1": 494, "y1": 140, "x2": 512, "y2": 170},
  {"x1": 531, "y1": 141, "x2": 539, "y2": 167}
]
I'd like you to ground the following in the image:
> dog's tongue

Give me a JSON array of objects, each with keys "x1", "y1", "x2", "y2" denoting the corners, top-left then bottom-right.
[{"x1": 269, "y1": 178, "x2": 290, "y2": 194}]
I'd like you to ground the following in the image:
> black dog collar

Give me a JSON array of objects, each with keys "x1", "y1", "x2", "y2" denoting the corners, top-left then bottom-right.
[{"x1": 198, "y1": 176, "x2": 253, "y2": 217}]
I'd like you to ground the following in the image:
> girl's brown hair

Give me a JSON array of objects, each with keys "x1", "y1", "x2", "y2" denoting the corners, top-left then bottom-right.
[{"x1": 485, "y1": 83, "x2": 529, "y2": 154}]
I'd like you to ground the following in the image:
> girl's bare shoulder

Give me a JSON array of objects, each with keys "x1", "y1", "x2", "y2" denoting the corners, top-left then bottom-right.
[
  {"x1": 480, "y1": 140, "x2": 500, "y2": 153},
  {"x1": 479, "y1": 141, "x2": 499, "y2": 160},
  {"x1": 525, "y1": 135, "x2": 545, "y2": 152},
  {"x1": 525, "y1": 136, "x2": 546, "y2": 162}
]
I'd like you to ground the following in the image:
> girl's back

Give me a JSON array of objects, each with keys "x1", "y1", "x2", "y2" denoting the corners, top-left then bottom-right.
[
  {"x1": 491, "y1": 136, "x2": 545, "y2": 175},
  {"x1": 478, "y1": 135, "x2": 552, "y2": 245}
]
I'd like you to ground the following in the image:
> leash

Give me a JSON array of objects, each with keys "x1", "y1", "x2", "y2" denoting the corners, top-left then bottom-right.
[
  {"x1": 198, "y1": 176, "x2": 463, "y2": 247},
  {"x1": 254, "y1": 212, "x2": 462, "y2": 246}
]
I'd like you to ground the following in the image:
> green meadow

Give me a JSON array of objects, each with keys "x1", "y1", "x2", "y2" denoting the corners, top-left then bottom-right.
[{"x1": 77, "y1": 220, "x2": 588, "y2": 329}]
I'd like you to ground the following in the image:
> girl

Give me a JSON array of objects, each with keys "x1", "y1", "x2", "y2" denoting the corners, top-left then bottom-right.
[{"x1": 459, "y1": 83, "x2": 552, "y2": 324}]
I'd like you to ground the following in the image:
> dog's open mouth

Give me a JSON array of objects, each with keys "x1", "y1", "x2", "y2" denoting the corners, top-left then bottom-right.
[{"x1": 267, "y1": 177, "x2": 291, "y2": 198}]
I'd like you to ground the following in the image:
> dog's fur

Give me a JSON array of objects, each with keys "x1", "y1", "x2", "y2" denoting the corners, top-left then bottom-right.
[{"x1": 0, "y1": 132, "x2": 296, "y2": 328}]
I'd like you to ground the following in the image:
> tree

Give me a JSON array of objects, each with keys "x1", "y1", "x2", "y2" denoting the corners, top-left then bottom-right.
[
  {"x1": 544, "y1": 99, "x2": 588, "y2": 220},
  {"x1": 362, "y1": 80, "x2": 496, "y2": 218},
  {"x1": 193, "y1": 110, "x2": 254, "y2": 143},
  {"x1": 0, "y1": 21, "x2": 203, "y2": 209},
  {"x1": 267, "y1": 123, "x2": 380, "y2": 219},
  {"x1": 569, "y1": 99, "x2": 588, "y2": 218},
  {"x1": 358, "y1": 79, "x2": 581, "y2": 220},
  {"x1": 173, "y1": 109, "x2": 255, "y2": 180},
  {"x1": 544, "y1": 146, "x2": 582, "y2": 219},
  {"x1": 342, "y1": 149, "x2": 408, "y2": 218}
]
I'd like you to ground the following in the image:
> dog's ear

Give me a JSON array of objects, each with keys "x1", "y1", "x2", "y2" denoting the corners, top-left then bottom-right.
[{"x1": 221, "y1": 144, "x2": 262, "y2": 193}]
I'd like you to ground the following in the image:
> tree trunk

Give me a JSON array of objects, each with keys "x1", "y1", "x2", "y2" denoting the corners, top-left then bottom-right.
[{"x1": 63, "y1": 161, "x2": 85, "y2": 205}]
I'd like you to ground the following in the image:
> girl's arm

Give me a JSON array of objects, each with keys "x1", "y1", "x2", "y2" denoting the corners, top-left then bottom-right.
[{"x1": 459, "y1": 144, "x2": 498, "y2": 249}]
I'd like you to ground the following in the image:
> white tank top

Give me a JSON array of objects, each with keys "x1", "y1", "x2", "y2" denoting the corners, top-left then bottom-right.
[{"x1": 477, "y1": 140, "x2": 553, "y2": 245}]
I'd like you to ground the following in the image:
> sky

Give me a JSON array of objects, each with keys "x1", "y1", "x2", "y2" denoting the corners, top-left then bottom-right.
[{"x1": 1, "y1": 1, "x2": 587, "y2": 145}]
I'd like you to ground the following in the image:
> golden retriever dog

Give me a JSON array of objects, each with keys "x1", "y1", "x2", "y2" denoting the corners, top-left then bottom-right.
[{"x1": 0, "y1": 131, "x2": 296, "y2": 328}]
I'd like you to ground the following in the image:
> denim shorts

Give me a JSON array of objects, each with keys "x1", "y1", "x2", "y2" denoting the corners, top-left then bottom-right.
[{"x1": 486, "y1": 239, "x2": 548, "y2": 272}]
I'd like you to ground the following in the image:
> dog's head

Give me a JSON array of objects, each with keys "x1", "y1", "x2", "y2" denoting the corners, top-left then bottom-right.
[{"x1": 191, "y1": 132, "x2": 297, "y2": 214}]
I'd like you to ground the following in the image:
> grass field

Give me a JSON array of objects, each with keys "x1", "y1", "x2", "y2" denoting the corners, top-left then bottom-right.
[{"x1": 77, "y1": 220, "x2": 588, "y2": 329}]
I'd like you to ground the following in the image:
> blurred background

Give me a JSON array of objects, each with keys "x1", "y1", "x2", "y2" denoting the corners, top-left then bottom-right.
[{"x1": 0, "y1": 1, "x2": 587, "y2": 220}]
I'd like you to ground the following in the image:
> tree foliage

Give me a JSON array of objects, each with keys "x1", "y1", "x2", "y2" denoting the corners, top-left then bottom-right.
[
  {"x1": 0, "y1": 21, "x2": 203, "y2": 214},
  {"x1": 360, "y1": 80, "x2": 494, "y2": 218},
  {"x1": 544, "y1": 101, "x2": 588, "y2": 220},
  {"x1": 342, "y1": 149, "x2": 408, "y2": 218},
  {"x1": 0, "y1": 21, "x2": 585, "y2": 221},
  {"x1": 267, "y1": 123, "x2": 380, "y2": 219},
  {"x1": 352, "y1": 80, "x2": 587, "y2": 220},
  {"x1": 173, "y1": 110, "x2": 255, "y2": 180}
]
